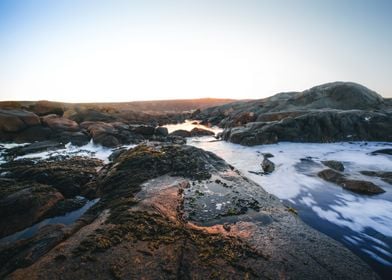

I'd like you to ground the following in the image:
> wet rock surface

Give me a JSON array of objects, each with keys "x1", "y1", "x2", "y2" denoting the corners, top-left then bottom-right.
[
  {"x1": 0, "y1": 155, "x2": 103, "y2": 243},
  {"x1": 360, "y1": 171, "x2": 392, "y2": 185},
  {"x1": 1, "y1": 156, "x2": 103, "y2": 198},
  {"x1": 321, "y1": 160, "x2": 344, "y2": 171},
  {"x1": 261, "y1": 157, "x2": 275, "y2": 174},
  {"x1": 0, "y1": 181, "x2": 64, "y2": 238},
  {"x1": 318, "y1": 169, "x2": 385, "y2": 194},
  {"x1": 0, "y1": 143, "x2": 379, "y2": 279}
]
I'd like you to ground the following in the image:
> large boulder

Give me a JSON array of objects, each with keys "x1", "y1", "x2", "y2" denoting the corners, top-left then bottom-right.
[
  {"x1": 41, "y1": 115, "x2": 79, "y2": 132},
  {"x1": 0, "y1": 109, "x2": 40, "y2": 133},
  {"x1": 81, "y1": 122, "x2": 121, "y2": 147}
]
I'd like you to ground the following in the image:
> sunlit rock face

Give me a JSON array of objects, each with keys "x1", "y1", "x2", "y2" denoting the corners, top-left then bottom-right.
[{"x1": 3, "y1": 142, "x2": 377, "y2": 279}]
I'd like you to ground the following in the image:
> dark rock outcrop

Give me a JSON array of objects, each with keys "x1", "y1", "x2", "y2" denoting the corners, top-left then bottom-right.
[
  {"x1": 1, "y1": 156, "x2": 103, "y2": 198},
  {"x1": 0, "y1": 182, "x2": 64, "y2": 238},
  {"x1": 0, "y1": 109, "x2": 40, "y2": 133},
  {"x1": 169, "y1": 128, "x2": 215, "y2": 138},
  {"x1": 261, "y1": 157, "x2": 275, "y2": 173},
  {"x1": 322, "y1": 160, "x2": 344, "y2": 172},
  {"x1": 222, "y1": 110, "x2": 392, "y2": 146},
  {"x1": 41, "y1": 115, "x2": 79, "y2": 132},
  {"x1": 360, "y1": 171, "x2": 392, "y2": 184},
  {"x1": 318, "y1": 169, "x2": 385, "y2": 194},
  {"x1": 4, "y1": 141, "x2": 65, "y2": 160},
  {"x1": 169, "y1": 129, "x2": 191, "y2": 138},
  {"x1": 370, "y1": 149, "x2": 392, "y2": 156},
  {"x1": 190, "y1": 127, "x2": 215, "y2": 137}
]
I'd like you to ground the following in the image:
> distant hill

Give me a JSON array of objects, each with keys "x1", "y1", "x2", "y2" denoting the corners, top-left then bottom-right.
[{"x1": 0, "y1": 98, "x2": 236, "y2": 114}]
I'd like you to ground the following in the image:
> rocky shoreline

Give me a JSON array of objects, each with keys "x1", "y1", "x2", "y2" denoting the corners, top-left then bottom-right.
[
  {"x1": 0, "y1": 143, "x2": 379, "y2": 279},
  {"x1": 0, "y1": 82, "x2": 391, "y2": 279}
]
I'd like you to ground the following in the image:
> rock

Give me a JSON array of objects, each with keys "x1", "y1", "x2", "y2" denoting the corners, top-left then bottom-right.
[
  {"x1": 0, "y1": 183, "x2": 64, "y2": 238},
  {"x1": 196, "y1": 82, "x2": 387, "y2": 128},
  {"x1": 108, "y1": 148, "x2": 127, "y2": 162},
  {"x1": 190, "y1": 127, "x2": 215, "y2": 137},
  {"x1": 0, "y1": 224, "x2": 66, "y2": 277},
  {"x1": 99, "y1": 143, "x2": 226, "y2": 195},
  {"x1": 321, "y1": 160, "x2": 344, "y2": 172},
  {"x1": 1, "y1": 156, "x2": 103, "y2": 198},
  {"x1": 262, "y1": 153, "x2": 274, "y2": 158},
  {"x1": 340, "y1": 180, "x2": 385, "y2": 195},
  {"x1": 318, "y1": 169, "x2": 344, "y2": 184},
  {"x1": 57, "y1": 131, "x2": 90, "y2": 146},
  {"x1": 29, "y1": 101, "x2": 64, "y2": 116},
  {"x1": 0, "y1": 109, "x2": 40, "y2": 133},
  {"x1": 43, "y1": 197, "x2": 87, "y2": 219},
  {"x1": 261, "y1": 157, "x2": 275, "y2": 173},
  {"x1": 4, "y1": 141, "x2": 65, "y2": 160},
  {"x1": 12, "y1": 126, "x2": 53, "y2": 143},
  {"x1": 81, "y1": 121, "x2": 147, "y2": 147},
  {"x1": 169, "y1": 129, "x2": 191, "y2": 138},
  {"x1": 360, "y1": 171, "x2": 392, "y2": 184},
  {"x1": 154, "y1": 126, "x2": 169, "y2": 136},
  {"x1": 81, "y1": 122, "x2": 121, "y2": 147},
  {"x1": 41, "y1": 114, "x2": 79, "y2": 132},
  {"x1": 169, "y1": 128, "x2": 214, "y2": 138},
  {"x1": 370, "y1": 148, "x2": 392, "y2": 156},
  {"x1": 66, "y1": 108, "x2": 117, "y2": 123},
  {"x1": 130, "y1": 125, "x2": 155, "y2": 136},
  {"x1": 168, "y1": 135, "x2": 186, "y2": 145},
  {"x1": 222, "y1": 110, "x2": 392, "y2": 145},
  {"x1": 318, "y1": 169, "x2": 385, "y2": 194}
]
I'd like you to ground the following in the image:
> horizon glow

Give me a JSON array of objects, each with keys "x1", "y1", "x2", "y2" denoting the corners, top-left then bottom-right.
[{"x1": 0, "y1": 0, "x2": 391, "y2": 102}]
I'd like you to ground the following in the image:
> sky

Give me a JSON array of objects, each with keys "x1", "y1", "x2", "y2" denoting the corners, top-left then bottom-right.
[{"x1": 0, "y1": 0, "x2": 391, "y2": 102}]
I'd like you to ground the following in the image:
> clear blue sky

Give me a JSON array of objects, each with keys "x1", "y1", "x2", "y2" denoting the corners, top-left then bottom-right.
[{"x1": 0, "y1": 0, "x2": 391, "y2": 102}]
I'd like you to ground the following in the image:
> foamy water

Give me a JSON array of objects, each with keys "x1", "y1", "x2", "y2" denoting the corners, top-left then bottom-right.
[
  {"x1": 5, "y1": 140, "x2": 136, "y2": 163},
  {"x1": 186, "y1": 136, "x2": 392, "y2": 275}
]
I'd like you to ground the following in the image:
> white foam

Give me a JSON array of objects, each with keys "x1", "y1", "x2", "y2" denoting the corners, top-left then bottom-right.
[
  {"x1": 12, "y1": 140, "x2": 136, "y2": 163},
  {"x1": 163, "y1": 120, "x2": 222, "y2": 134},
  {"x1": 187, "y1": 138, "x2": 392, "y2": 242}
]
